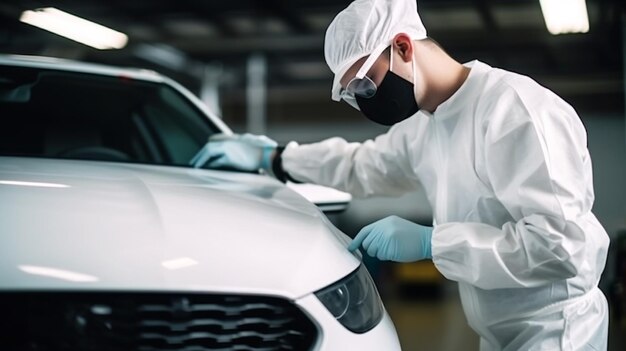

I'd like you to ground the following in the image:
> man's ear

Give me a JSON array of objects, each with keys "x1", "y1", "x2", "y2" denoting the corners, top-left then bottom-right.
[{"x1": 392, "y1": 33, "x2": 413, "y2": 63}]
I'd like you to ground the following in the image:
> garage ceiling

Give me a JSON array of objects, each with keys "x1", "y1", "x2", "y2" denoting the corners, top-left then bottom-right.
[{"x1": 0, "y1": 0, "x2": 624, "y2": 113}]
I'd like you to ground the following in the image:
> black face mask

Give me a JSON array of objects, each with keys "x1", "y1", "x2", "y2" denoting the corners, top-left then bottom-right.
[{"x1": 356, "y1": 71, "x2": 419, "y2": 126}]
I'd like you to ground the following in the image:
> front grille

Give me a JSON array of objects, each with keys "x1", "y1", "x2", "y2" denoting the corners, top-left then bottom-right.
[{"x1": 0, "y1": 292, "x2": 318, "y2": 351}]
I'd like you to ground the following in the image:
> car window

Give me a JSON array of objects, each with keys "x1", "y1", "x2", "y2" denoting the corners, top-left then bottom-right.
[{"x1": 0, "y1": 66, "x2": 219, "y2": 167}]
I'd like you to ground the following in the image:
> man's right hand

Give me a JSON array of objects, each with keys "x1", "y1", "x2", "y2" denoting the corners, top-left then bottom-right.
[
  {"x1": 348, "y1": 215, "x2": 433, "y2": 262},
  {"x1": 190, "y1": 133, "x2": 277, "y2": 172}
]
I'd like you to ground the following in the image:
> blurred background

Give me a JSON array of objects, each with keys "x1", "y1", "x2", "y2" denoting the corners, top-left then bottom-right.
[{"x1": 1, "y1": 0, "x2": 624, "y2": 349}]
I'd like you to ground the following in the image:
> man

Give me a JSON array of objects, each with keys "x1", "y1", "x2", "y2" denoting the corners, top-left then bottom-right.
[{"x1": 192, "y1": 0, "x2": 610, "y2": 349}]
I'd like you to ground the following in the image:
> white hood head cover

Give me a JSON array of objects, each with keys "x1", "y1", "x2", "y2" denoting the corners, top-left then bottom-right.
[{"x1": 324, "y1": 0, "x2": 427, "y2": 101}]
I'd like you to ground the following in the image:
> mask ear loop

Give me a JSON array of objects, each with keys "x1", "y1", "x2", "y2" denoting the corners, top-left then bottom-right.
[
  {"x1": 389, "y1": 45, "x2": 394, "y2": 73},
  {"x1": 390, "y1": 41, "x2": 416, "y2": 90},
  {"x1": 410, "y1": 41, "x2": 419, "y2": 100}
]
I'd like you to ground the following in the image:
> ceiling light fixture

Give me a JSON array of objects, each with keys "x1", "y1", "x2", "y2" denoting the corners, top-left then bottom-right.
[
  {"x1": 20, "y1": 7, "x2": 128, "y2": 49},
  {"x1": 539, "y1": 0, "x2": 589, "y2": 35}
]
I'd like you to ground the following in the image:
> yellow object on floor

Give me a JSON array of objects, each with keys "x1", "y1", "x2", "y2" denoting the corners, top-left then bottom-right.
[{"x1": 395, "y1": 261, "x2": 442, "y2": 283}]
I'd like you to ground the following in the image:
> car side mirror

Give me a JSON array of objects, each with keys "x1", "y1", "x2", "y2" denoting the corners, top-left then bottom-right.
[{"x1": 287, "y1": 182, "x2": 352, "y2": 214}]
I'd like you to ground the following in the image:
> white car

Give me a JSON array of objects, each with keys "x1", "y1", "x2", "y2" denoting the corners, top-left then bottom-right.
[{"x1": 0, "y1": 55, "x2": 401, "y2": 350}]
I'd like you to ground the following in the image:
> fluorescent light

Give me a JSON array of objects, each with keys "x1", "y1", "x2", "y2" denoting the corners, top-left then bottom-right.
[
  {"x1": 0, "y1": 180, "x2": 70, "y2": 188},
  {"x1": 20, "y1": 7, "x2": 128, "y2": 49},
  {"x1": 539, "y1": 0, "x2": 589, "y2": 35},
  {"x1": 19, "y1": 265, "x2": 99, "y2": 282},
  {"x1": 161, "y1": 257, "x2": 199, "y2": 270}
]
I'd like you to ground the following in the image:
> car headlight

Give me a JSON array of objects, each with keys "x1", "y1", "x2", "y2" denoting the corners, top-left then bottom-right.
[{"x1": 314, "y1": 264, "x2": 384, "y2": 333}]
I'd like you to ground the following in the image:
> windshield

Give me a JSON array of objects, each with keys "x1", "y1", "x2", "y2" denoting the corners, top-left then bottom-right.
[{"x1": 0, "y1": 65, "x2": 219, "y2": 167}]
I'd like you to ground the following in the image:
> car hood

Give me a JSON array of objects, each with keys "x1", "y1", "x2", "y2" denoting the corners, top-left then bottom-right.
[{"x1": 0, "y1": 157, "x2": 360, "y2": 299}]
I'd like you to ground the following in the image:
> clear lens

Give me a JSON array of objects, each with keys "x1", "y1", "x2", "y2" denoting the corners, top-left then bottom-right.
[
  {"x1": 339, "y1": 75, "x2": 376, "y2": 110},
  {"x1": 315, "y1": 265, "x2": 384, "y2": 333},
  {"x1": 346, "y1": 76, "x2": 377, "y2": 98}
]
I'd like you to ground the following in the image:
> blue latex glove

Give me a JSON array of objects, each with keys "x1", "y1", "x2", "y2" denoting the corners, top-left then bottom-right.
[
  {"x1": 348, "y1": 215, "x2": 433, "y2": 262},
  {"x1": 190, "y1": 133, "x2": 277, "y2": 171}
]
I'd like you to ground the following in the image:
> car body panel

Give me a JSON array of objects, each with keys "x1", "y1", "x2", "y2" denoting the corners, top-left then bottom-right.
[
  {"x1": 0, "y1": 157, "x2": 360, "y2": 299},
  {"x1": 0, "y1": 55, "x2": 400, "y2": 350}
]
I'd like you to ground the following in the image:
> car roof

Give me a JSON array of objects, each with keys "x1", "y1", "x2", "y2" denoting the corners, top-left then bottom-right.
[{"x1": 0, "y1": 54, "x2": 165, "y2": 83}]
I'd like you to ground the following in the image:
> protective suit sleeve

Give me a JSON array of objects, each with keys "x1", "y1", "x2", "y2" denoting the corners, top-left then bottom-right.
[
  {"x1": 432, "y1": 86, "x2": 599, "y2": 289},
  {"x1": 280, "y1": 117, "x2": 425, "y2": 198}
]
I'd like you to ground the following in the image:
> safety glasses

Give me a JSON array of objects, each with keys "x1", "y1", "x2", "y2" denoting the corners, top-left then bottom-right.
[
  {"x1": 339, "y1": 75, "x2": 377, "y2": 109},
  {"x1": 338, "y1": 46, "x2": 392, "y2": 110}
]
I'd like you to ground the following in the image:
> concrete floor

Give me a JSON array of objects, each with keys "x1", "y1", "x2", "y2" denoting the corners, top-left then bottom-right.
[{"x1": 380, "y1": 281, "x2": 625, "y2": 351}]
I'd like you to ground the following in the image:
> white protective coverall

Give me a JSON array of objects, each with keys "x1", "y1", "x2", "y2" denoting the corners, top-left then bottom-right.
[{"x1": 282, "y1": 60, "x2": 610, "y2": 350}]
